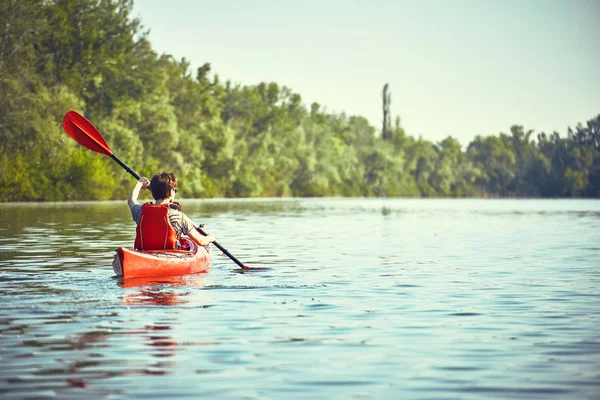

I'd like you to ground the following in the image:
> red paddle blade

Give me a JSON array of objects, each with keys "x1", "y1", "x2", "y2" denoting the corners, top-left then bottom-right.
[{"x1": 62, "y1": 111, "x2": 113, "y2": 156}]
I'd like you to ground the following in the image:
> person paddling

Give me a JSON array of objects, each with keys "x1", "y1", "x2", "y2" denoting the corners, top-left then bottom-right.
[{"x1": 128, "y1": 171, "x2": 215, "y2": 250}]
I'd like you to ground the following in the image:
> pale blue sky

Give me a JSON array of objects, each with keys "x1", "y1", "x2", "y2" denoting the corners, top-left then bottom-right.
[{"x1": 132, "y1": 0, "x2": 599, "y2": 145}]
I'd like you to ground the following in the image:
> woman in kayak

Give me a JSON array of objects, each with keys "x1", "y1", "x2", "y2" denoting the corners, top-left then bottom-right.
[{"x1": 128, "y1": 171, "x2": 215, "y2": 250}]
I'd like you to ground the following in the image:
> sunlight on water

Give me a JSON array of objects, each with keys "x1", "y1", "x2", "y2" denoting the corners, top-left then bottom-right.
[{"x1": 0, "y1": 199, "x2": 599, "y2": 398}]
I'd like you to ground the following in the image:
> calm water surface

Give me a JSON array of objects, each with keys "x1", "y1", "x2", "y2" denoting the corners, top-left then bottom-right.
[{"x1": 0, "y1": 198, "x2": 599, "y2": 399}]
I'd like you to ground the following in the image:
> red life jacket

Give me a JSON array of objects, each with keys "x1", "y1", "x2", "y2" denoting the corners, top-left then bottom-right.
[{"x1": 134, "y1": 203, "x2": 178, "y2": 250}]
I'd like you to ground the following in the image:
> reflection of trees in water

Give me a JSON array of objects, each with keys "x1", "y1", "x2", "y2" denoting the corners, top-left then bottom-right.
[
  {"x1": 0, "y1": 202, "x2": 128, "y2": 236},
  {"x1": 0, "y1": 202, "x2": 133, "y2": 266}
]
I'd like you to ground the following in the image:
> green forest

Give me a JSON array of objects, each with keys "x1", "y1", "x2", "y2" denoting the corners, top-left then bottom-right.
[{"x1": 1, "y1": 0, "x2": 599, "y2": 202}]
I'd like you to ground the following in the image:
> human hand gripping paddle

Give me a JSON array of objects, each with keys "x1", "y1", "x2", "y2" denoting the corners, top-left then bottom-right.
[{"x1": 62, "y1": 110, "x2": 254, "y2": 270}]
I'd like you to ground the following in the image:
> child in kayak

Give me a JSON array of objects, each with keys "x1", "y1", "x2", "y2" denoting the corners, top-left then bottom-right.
[{"x1": 128, "y1": 171, "x2": 215, "y2": 250}]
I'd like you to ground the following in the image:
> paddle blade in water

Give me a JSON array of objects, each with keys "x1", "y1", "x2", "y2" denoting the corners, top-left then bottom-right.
[
  {"x1": 243, "y1": 265, "x2": 271, "y2": 271},
  {"x1": 233, "y1": 265, "x2": 272, "y2": 274},
  {"x1": 63, "y1": 111, "x2": 113, "y2": 156}
]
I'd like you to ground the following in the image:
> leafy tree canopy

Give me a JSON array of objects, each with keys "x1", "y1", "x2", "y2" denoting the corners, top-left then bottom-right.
[{"x1": 0, "y1": 0, "x2": 598, "y2": 201}]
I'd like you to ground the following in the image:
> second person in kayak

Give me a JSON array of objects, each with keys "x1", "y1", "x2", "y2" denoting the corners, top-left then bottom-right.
[{"x1": 128, "y1": 171, "x2": 215, "y2": 250}]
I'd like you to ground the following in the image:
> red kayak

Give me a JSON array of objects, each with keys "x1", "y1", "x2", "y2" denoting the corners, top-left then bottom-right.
[{"x1": 112, "y1": 237, "x2": 211, "y2": 279}]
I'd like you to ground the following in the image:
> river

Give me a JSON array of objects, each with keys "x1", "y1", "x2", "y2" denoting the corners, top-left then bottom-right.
[{"x1": 0, "y1": 198, "x2": 599, "y2": 399}]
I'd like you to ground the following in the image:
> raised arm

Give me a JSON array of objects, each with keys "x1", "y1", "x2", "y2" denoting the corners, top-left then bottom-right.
[{"x1": 128, "y1": 177, "x2": 150, "y2": 210}]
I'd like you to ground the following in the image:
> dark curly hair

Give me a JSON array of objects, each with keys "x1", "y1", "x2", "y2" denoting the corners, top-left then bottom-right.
[{"x1": 150, "y1": 172, "x2": 178, "y2": 200}]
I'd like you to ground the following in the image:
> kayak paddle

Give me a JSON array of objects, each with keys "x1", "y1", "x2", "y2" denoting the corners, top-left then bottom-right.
[{"x1": 62, "y1": 110, "x2": 251, "y2": 270}]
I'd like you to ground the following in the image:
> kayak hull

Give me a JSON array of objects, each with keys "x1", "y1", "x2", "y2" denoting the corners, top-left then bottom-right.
[{"x1": 113, "y1": 237, "x2": 211, "y2": 279}]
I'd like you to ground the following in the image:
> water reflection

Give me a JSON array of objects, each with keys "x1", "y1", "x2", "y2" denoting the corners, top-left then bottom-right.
[
  {"x1": 122, "y1": 287, "x2": 186, "y2": 306},
  {"x1": 119, "y1": 275, "x2": 207, "y2": 306},
  {"x1": 0, "y1": 199, "x2": 599, "y2": 398},
  {"x1": 142, "y1": 324, "x2": 178, "y2": 360}
]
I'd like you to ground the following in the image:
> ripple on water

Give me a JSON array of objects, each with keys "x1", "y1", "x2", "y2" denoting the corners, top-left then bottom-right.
[{"x1": 0, "y1": 199, "x2": 599, "y2": 398}]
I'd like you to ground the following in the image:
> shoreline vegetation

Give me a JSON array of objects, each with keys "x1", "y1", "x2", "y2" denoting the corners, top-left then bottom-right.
[{"x1": 1, "y1": 1, "x2": 598, "y2": 202}]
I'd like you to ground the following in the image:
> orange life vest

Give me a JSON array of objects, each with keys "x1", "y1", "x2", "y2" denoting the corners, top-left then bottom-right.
[{"x1": 134, "y1": 203, "x2": 178, "y2": 250}]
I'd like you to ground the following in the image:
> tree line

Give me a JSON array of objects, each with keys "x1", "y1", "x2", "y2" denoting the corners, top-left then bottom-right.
[{"x1": 1, "y1": 0, "x2": 598, "y2": 201}]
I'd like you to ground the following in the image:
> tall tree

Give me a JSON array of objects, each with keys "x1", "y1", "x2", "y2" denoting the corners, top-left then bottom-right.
[{"x1": 382, "y1": 83, "x2": 391, "y2": 140}]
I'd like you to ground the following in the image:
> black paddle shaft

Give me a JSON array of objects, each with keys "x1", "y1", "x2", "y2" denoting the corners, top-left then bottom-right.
[
  {"x1": 197, "y1": 227, "x2": 245, "y2": 268},
  {"x1": 111, "y1": 154, "x2": 141, "y2": 181}
]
